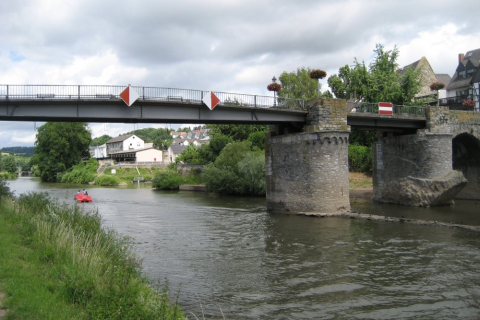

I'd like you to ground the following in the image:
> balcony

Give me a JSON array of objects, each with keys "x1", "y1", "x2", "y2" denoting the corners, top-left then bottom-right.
[{"x1": 438, "y1": 95, "x2": 477, "y2": 111}]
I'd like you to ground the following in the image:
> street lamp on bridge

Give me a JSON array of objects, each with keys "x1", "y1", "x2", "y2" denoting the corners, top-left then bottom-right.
[{"x1": 267, "y1": 76, "x2": 282, "y2": 107}]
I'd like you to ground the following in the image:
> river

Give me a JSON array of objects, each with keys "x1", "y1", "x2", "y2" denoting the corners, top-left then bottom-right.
[{"x1": 7, "y1": 177, "x2": 480, "y2": 319}]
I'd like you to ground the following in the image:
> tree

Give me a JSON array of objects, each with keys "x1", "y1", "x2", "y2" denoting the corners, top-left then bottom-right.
[
  {"x1": 206, "y1": 124, "x2": 267, "y2": 142},
  {"x1": 1, "y1": 155, "x2": 17, "y2": 174},
  {"x1": 153, "y1": 137, "x2": 172, "y2": 150},
  {"x1": 177, "y1": 144, "x2": 202, "y2": 164},
  {"x1": 119, "y1": 127, "x2": 173, "y2": 144},
  {"x1": 247, "y1": 131, "x2": 267, "y2": 150},
  {"x1": 327, "y1": 44, "x2": 422, "y2": 105},
  {"x1": 32, "y1": 122, "x2": 91, "y2": 182},
  {"x1": 90, "y1": 134, "x2": 112, "y2": 146},
  {"x1": 197, "y1": 133, "x2": 233, "y2": 164},
  {"x1": 278, "y1": 67, "x2": 321, "y2": 100},
  {"x1": 202, "y1": 141, "x2": 266, "y2": 195}
]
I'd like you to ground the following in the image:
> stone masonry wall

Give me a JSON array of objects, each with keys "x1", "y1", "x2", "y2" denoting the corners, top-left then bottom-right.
[
  {"x1": 305, "y1": 99, "x2": 350, "y2": 132},
  {"x1": 449, "y1": 110, "x2": 480, "y2": 140},
  {"x1": 374, "y1": 132, "x2": 453, "y2": 182},
  {"x1": 372, "y1": 132, "x2": 466, "y2": 206},
  {"x1": 265, "y1": 131, "x2": 350, "y2": 213}
]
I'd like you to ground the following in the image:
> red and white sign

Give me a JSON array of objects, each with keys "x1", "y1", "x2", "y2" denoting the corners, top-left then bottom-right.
[
  {"x1": 202, "y1": 91, "x2": 220, "y2": 110},
  {"x1": 119, "y1": 85, "x2": 139, "y2": 107},
  {"x1": 378, "y1": 102, "x2": 393, "y2": 115}
]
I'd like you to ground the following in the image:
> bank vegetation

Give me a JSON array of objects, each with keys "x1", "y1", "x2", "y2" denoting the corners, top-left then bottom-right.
[{"x1": 0, "y1": 180, "x2": 186, "y2": 319}]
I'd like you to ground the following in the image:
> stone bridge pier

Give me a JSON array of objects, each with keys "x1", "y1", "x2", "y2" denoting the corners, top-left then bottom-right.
[
  {"x1": 373, "y1": 106, "x2": 468, "y2": 206},
  {"x1": 265, "y1": 99, "x2": 350, "y2": 213}
]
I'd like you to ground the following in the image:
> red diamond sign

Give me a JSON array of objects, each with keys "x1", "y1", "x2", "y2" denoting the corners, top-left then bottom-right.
[
  {"x1": 202, "y1": 91, "x2": 220, "y2": 110},
  {"x1": 119, "y1": 85, "x2": 139, "y2": 107}
]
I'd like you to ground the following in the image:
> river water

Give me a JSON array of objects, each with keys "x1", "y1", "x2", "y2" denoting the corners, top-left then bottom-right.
[{"x1": 7, "y1": 177, "x2": 480, "y2": 319}]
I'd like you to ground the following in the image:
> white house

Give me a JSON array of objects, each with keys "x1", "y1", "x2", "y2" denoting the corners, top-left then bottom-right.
[
  {"x1": 105, "y1": 134, "x2": 145, "y2": 156},
  {"x1": 89, "y1": 144, "x2": 107, "y2": 158}
]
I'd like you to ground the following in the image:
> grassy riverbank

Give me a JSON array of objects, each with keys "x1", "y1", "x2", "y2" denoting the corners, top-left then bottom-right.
[{"x1": 0, "y1": 188, "x2": 186, "y2": 319}]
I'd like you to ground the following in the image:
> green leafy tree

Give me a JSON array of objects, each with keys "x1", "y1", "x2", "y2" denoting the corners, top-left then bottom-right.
[
  {"x1": 328, "y1": 44, "x2": 422, "y2": 105},
  {"x1": 238, "y1": 152, "x2": 266, "y2": 194},
  {"x1": 32, "y1": 122, "x2": 91, "y2": 182},
  {"x1": 278, "y1": 67, "x2": 321, "y2": 100},
  {"x1": 1, "y1": 155, "x2": 17, "y2": 174},
  {"x1": 142, "y1": 128, "x2": 173, "y2": 142},
  {"x1": 327, "y1": 74, "x2": 347, "y2": 99},
  {"x1": 202, "y1": 141, "x2": 266, "y2": 195},
  {"x1": 197, "y1": 133, "x2": 233, "y2": 164},
  {"x1": 247, "y1": 130, "x2": 267, "y2": 150},
  {"x1": 206, "y1": 124, "x2": 267, "y2": 142},
  {"x1": 153, "y1": 137, "x2": 173, "y2": 150},
  {"x1": 90, "y1": 134, "x2": 112, "y2": 146},
  {"x1": 177, "y1": 144, "x2": 202, "y2": 164},
  {"x1": 398, "y1": 66, "x2": 422, "y2": 105},
  {"x1": 214, "y1": 141, "x2": 252, "y2": 169}
]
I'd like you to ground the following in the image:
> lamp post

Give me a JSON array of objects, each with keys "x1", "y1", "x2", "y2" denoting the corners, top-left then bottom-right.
[
  {"x1": 272, "y1": 76, "x2": 277, "y2": 106},
  {"x1": 267, "y1": 76, "x2": 281, "y2": 107}
]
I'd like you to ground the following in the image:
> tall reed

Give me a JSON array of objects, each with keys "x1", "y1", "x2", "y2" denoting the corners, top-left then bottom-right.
[{"x1": 8, "y1": 191, "x2": 185, "y2": 319}]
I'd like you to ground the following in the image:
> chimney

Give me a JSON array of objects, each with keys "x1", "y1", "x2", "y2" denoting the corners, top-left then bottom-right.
[{"x1": 459, "y1": 53, "x2": 465, "y2": 63}]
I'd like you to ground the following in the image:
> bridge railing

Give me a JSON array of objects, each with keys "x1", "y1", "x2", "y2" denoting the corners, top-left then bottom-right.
[
  {"x1": 0, "y1": 84, "x2": 305, "y2": 111},
  {"x1": 350, "y1": 102, "x2": 426, "y2": 117}
]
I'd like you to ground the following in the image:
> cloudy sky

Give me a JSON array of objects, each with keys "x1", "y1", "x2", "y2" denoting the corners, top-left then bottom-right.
[{"x1": 1, "y1": 0, "x2": 479, "y2": 148}]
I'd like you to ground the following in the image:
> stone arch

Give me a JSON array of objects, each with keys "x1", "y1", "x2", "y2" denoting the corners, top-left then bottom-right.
[{"x1": 452, "y1": 132, "x2": 480, "y2": 200}]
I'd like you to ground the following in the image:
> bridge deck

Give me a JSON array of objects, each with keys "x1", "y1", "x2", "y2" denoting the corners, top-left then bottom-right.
[
  {"x1": 0, "y1": 99, "x2": 308, "y2": 124},
  {"x1": 0, "y1": 85, "x2": 427, "y2": 130}
]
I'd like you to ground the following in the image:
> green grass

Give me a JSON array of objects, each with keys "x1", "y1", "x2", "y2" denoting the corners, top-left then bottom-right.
[
  {"x1": 0, "y1": 203, "x2": 85, "y2": 319},
  {"x1": 0, "y1": 192, "x2": 186, "y2": 319},
  {"x1": 103, "y1": 167, "x2": 156, "y2": 185}
]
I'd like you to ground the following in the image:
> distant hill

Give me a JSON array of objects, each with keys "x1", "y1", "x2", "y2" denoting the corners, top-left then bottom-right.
[{"x1": 1, "y1": 146, "x2": 35, "y2": 156}]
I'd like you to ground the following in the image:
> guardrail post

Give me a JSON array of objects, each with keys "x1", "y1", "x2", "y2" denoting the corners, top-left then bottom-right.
[
  {"x1": 254, "y1": 95, "x2": 257, "y2": 107},
  {"x1": 78, "y1": 85, "x2": 80, "y2": 99},
  {"x1": 6, "y1": 85, "x2": 8, "y2": 100},
  {"x1": 143, "y1": 87, "x2": 145, "y2": 101}
]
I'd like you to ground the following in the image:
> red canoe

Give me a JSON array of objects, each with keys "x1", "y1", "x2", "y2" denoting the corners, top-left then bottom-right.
[{"x1": 75, "y1": 193, "x2": 93, "y2": 203}]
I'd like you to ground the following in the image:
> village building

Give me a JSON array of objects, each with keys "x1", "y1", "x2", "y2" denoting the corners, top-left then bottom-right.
[
  {"x1": 397, "y1": 56, "x2": 451, "y2": 104},
  {"x1": 108, "y1": 147, "x2": 163, "y2": 163},
  {"x1": 166, "y1": 144, "x2": 186, "y2": 163},
  {"x1": 105, "y1": 134, "x2": 145, "y2": 155},
  {"x1": 442, "y1": 48, "x2": 480, "y2": 111},
  {"x1": 89, "y1": 144, "x2": 107, "y2": 158}
]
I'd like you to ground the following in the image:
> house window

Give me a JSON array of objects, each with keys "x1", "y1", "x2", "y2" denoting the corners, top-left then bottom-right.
[
  {"x1": 137, "y1": 142, "x2": 140, "y2": 146},
  {"x1": 467, "y1": 68, "x2": 475, "y2": 77},
  {"x1": 459, "y1": 70, "x2": 466, "y2": 79}
]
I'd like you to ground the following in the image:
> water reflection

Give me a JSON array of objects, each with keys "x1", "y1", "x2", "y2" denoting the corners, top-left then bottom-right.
[{"x1": 7, "y1": 177, "x2": 480, "y2": 319}]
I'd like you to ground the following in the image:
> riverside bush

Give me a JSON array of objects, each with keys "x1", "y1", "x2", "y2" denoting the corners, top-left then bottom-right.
[
  {"x1": 152, "y1": 169, "x2": 184, "y2": 190},
  {"x1": 349, "y1": 144, "x2": 372, "y2": 173},
  {"x1": 0, "y1": 172, "x2": 17, "y2": 179},
  {"x1": 60, "y1": 158, "x2": 98, "y2": 184},
  {"x1": 0, "y1": 178, "x2": 13, "y2": 200},
  {"x1": 0, "y1": 192, "x2": 185, "y2": 319},
  {"x1": 202, "y1": 141, "x2": 266, "y2": 195},
  {"x1": 94, "y1": 175, "x2": 119, "y2": 186}
]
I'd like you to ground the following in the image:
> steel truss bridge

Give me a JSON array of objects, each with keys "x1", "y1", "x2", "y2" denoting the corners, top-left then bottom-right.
[{"x1": 0, "y1": 85, "x2": 427, "y2": 131}]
